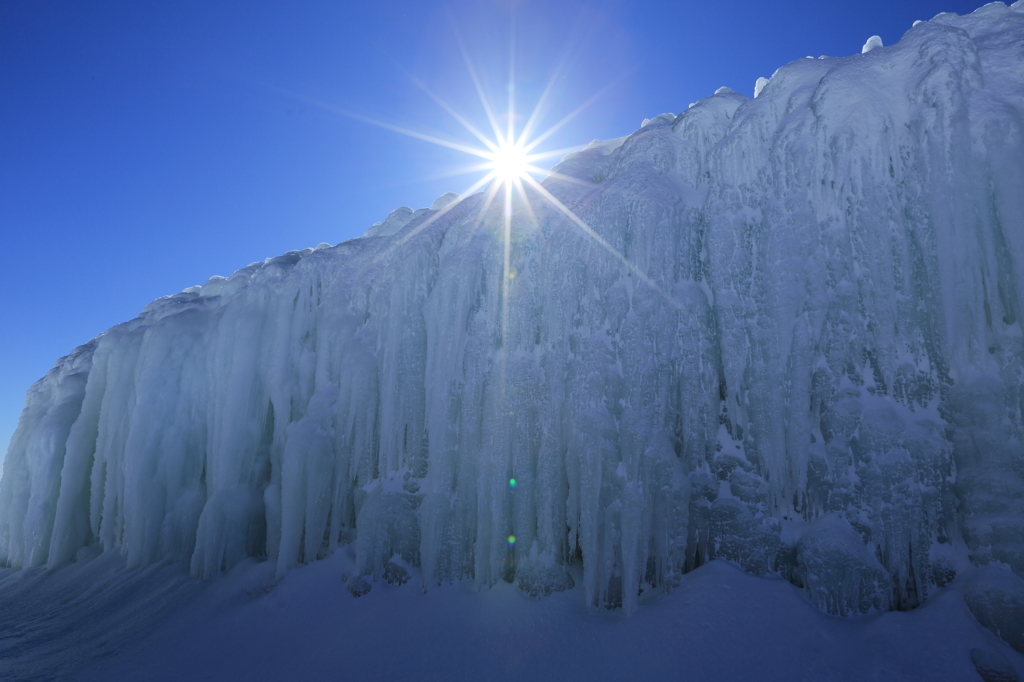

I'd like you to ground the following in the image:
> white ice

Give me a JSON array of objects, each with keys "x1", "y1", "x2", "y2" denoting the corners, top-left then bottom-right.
[
  {"x1": 2, "y1": 2, "x2": 1024, "y2": 625},
  {"x1": 861, "y1": 35, "x2": 884, "y2": 53}
]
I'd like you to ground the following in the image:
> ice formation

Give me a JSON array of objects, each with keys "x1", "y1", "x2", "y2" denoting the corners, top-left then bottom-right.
[
  {"x1": 862, "y1": 35, "x2": 884, "y2": 53},
  {"x1": 3, "y1": 3, "x2": 1024, "y2": 616}
]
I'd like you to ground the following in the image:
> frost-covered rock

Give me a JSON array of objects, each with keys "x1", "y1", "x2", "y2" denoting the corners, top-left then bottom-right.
[{"x1": 2, "y1": 3, "x2": 1024, "y2": 616}]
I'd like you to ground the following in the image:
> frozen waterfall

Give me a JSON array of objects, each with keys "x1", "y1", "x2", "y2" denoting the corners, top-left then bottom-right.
[{"x1": 3, "y1": 3, "x2": 1024, "y2": 616}]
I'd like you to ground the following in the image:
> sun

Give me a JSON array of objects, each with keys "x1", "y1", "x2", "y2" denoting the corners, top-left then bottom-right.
[
  {"x1": 487, "y1": 142, "x2": 529, "y2": 187},
  {"x1": 322, "y1": 54, "x2": 676, "y2": 310},
  {"x1": 292, "y1": 21, "x2": 678, "y2": 316}
]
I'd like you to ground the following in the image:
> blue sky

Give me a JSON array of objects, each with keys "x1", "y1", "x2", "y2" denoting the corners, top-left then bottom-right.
[{"x1": 0, "y1": 0, "x2": 987, "y2": 458}]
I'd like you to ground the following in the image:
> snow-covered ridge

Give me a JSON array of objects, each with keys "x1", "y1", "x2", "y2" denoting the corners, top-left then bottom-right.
[{"x1": 3, "y1": 3, "x2": 1024, "y2": 616}]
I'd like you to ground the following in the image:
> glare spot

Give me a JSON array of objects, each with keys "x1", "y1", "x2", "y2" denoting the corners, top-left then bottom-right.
[
  {"x1": 488, "y1": 142, "x2": 528, "y2": 187},
  {"x1": 508, "y1": 478, "x2": 517, "y2": 488},
  {"x1": 507, "y1": 535, "x2": 517, "y2": 546}
]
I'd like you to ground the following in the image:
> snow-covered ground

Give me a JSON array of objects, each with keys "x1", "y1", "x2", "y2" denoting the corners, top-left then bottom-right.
[
  {"x1": 4, "y1": 2, "x2": 1024, "y2": 680},
  {"x1": 2, "y1": 551, "x2": 1020, "y2": 681}
]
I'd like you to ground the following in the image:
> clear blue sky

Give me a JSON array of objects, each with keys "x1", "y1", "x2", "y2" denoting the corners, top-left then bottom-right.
[{"x1": 0, "y1": 0, "x2": 986, "y2": 458}]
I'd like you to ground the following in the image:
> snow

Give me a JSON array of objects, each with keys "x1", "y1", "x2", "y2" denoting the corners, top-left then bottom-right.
[
  {"x1": 753, "y1": 75, "x2": 769, "y2": 97},
  {"x1": 363, "y1": 205, "x2": 419, "y2": 238},
  {"x1": 2, "y1": 3, "x2": 1024, "y2": 674},
  {"x1": 640, "y1": 112, "x2": 676, "y2": 127},
  {"x1": 429, "y1": 191, "x2": 461, "y2": 210},
  {"x1": 2, "y1": 551, "x2": 1020, "y2": 681},
  {"x1": 862, "y1": 35, "x2": 884, "y2": 53}
]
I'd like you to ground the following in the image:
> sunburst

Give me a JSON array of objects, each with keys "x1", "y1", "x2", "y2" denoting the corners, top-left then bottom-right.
[
  {"x1": 275, "y1": 16, "x2": 678, "y2": 325},
  {"x1": 487, "y1": 142, "x2": 529, "y2": 188}
]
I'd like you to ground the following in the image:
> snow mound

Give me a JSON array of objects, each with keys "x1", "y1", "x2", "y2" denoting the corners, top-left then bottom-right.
[
  {"x1": 2, "y1": 2, "x2": 1024, "y2": 617},
  {"x1": 364, "y1": 206, "x2": 419, "y2": 238},
  {"x1": 430, "y1": 192, "x2": 461, "y2": 210},
  {"x1": 641, "y1": 112, "x2": 676, "y2": 128},
  {"x1": 862, "y1": 35, "x2": 884, "y2": 53}
]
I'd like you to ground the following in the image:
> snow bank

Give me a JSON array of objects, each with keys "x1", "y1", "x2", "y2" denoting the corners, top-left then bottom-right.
[
  {"x1": 68, "y1": 557, "x2": 1023, "y2": 682},
  {"x1": 2, "y1": 2, "x2": 1024, "y2": 616}
]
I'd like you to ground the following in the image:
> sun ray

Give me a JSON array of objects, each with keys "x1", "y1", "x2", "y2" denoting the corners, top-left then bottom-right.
[
  {"x1": 500, "y1": 7, "x2": 517, "y2": 405},
  {"x1": 507, "y1": 11, "x2": 517, "y2": 153},
  {"x1": 523, "y1": 146, "x2": 587, "y2": 163},
  {"x1": 522, "y1": 165, "x2": 628, "y2": 198},
  {"x1": 515, "y1": 47, "x2": 575, "y2": 148},
  {"x1": 341, "y1": 112, "x2": 495, "y2": 161},
  {"x1": 270, "y1": 87, "x2": 495, "y2": 161},
  {"x1": 525, "y1": 163, "x2": 672, "y2": 212},
  {"x1": 501, "y1": 178, "x2": 513, "y2": 349},
  {"x1": 524, "y1": 164, "x2": 597, "y2": 187},
  {"x1": 411, "y1": 78, "x2": 499, "y2": 153},
  {"x1": 448, "y1": 17, "x2": 506, "y2": 146},
  {"x1": 515, "y1": 74, "x2": 556, "y2": 149},
  {"x1": 315, "y1": 14, "x2": 662, "y2": 322},
  {"x1": 522, "y1": 74, "x2": 628, "y2": 154},
  {"x1": 512, "y1": 175, "x2": 540, "y2": 228},
  {"x1": 403, "y1": 162, "x2": 496, "y2": 185},
  {"x1": 468, "y1": 177, "x2": 504, "y2": 238},
  {"x1": 522, "y1": 175, "x2": 681, "y2": 310},
  {"x1": 368, "y1": 170, "x2": 498, "y2": 268},
  {"x1": 381, "y1": 55, "x2": 501, "y2": 155}
]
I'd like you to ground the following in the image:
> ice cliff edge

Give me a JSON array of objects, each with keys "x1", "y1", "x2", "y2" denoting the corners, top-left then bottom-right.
[{"x1": 3, "y1": 3, "x2": 1024, "y2": 616}]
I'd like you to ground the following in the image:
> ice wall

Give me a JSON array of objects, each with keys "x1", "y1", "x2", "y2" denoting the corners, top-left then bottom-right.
[{"x1": 3, "y1": 3, "x2": 1024, "y2": 615}]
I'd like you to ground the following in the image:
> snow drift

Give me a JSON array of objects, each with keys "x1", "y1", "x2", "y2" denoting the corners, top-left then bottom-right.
[{"x1": 3, "y1": 3, "x2": 1024, "y2": 616}]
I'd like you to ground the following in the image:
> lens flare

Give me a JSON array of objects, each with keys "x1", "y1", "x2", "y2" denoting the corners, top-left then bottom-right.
[{"x1": 507, "y1": 535, "x2": 516, "y2": 546}]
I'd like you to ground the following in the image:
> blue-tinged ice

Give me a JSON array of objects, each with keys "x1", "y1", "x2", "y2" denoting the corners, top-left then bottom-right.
[{"x1": 2, "y1": 2, "x2": 1024, "y2": 617}]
